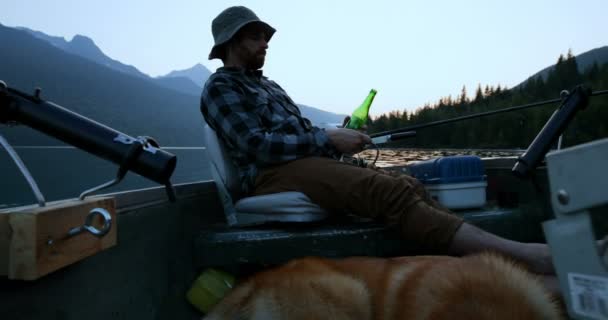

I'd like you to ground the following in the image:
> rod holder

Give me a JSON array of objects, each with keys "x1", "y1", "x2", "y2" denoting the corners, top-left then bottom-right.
[
  {"x1": 1, "y1": 81, "x2": 177, "y2": 202},
  {"x1": 512, "y1": 85, "x2": 591, "y2": 179}
]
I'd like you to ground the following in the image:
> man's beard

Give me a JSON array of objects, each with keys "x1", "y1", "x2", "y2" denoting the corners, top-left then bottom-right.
[
  {"x1": 239, "y1": 47, "x2": 265, "y2": 70},
  {"x1": 247, "y1": 53, "x2": 265, "y2": 70}
]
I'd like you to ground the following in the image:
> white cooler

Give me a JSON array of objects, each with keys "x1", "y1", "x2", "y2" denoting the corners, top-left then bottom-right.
[{"x1": 408, "y1": 156, "x2": 487, "y2": 210}]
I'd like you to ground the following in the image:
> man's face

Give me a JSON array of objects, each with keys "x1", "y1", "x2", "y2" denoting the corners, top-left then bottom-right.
[{"x1": 232, "y1": 24, "x2": 269, "y2": 70}]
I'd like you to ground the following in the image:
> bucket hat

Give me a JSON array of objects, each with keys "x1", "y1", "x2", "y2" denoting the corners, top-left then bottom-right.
[{"x1": 208, "y1": 6, "x2": 276, "y2": 60}]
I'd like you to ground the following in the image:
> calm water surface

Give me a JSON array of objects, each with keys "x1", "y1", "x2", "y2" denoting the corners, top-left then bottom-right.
[
  {"x1": 359, "y1": 148, "x2": 523, "y2": 167},
  {"x1": 1, "y1": 147, "x2": 522, "y2": 208}
]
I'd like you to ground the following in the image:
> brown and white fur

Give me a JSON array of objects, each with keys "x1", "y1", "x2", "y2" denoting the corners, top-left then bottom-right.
[{"x1": 204, "y1": 253, "x2": 563, "y2": 320}]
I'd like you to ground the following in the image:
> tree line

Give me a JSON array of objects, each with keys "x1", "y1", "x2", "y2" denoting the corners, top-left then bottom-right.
[{"x1": 368, "y1": 50, "x2": 608, "y2": 149}]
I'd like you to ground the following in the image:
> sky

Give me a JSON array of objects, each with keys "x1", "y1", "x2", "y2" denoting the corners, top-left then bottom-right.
[{"x1": 2, "y1": 0, "x2": 607, "y2": 117}]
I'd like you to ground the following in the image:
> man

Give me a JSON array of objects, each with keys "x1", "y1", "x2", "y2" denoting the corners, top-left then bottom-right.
[{"x1": 200, "y1": 6, "x2": 555, "y2": 277}]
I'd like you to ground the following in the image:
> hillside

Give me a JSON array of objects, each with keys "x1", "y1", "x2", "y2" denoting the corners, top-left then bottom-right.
[
  {"x1": 16, "y1": 26, "x2": 346, "y2": 121},
  {"x1": 159, "y1": 63, "x2": 212, "y2": 87},
  {"x1": 0, "y1": 25, "x2": 203, "y2": 147},
  {"x1": 519, "y1": 46, "x2": 608, "y2": 86},
  {"x1": 19, "y1": 27, "x2": 150, "y2": 80},
  {"x1": 370, "y1": 49, "x2": 608, "y2": 149},
  {"x1": 1, "y1": 25, "x2": 349, "y2": 150}
]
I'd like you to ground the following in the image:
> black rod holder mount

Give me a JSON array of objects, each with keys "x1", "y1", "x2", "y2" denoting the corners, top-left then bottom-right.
[
  {"x1": 0, "y1": 81, "x2": 177, "y2": 199},
  {"x1": 512, "y1": 85, "x2": 591, "y2": 179}
]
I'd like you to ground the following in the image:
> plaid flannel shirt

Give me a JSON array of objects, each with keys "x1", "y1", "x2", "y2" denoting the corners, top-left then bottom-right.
[{"x1": 201, "y1": 67, "x2": 338, "y2": 195}]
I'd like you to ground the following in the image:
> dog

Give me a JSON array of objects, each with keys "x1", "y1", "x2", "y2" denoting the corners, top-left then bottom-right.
[{"x1": 203, "y1": 253, "x2": 563, "y2": 320}]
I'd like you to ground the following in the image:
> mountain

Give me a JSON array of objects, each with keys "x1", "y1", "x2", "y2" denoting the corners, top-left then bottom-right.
[
  {"x1": 155, "y1": 63, "x2": 212, "y2": 96},
  {"x1": 157, "y1": 65, "x2": 346, "y2": 123},
  {"x1": 154, "y1": 76, "x2": 204, "y2": 97},
  {"x1": 297, "y1": 104, "x2": 345, "y2": 125},
  {"x1": 19, "y1": 27, "x2": 149, "y2": 80},
  {"x1": 19, "y1": 27, "x2": 202, "y2": 97},
  {"x1": 16, "y1": 27, "x2": 67, "y2": 48},
  {"x1": 159, "y1": 63, "x2": 212, "y2": 87},
  {"x1": 15, "y1": 26, "x2": 345, "y2": 122},
  {"x1": 0, "y1": 25, "x2": 346, "y2": 148},
  {"x1": 519, "y1": 46, "x2": 608, "y2": 86},
  {"x1": 0, "y1": 25, "x2": 203, "y2": 147},
  {"x1": 157, "y1": 64, "x2": 346, "y2": 122}
]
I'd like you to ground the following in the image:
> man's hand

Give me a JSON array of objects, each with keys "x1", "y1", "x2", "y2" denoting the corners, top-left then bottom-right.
[{"x1": 326, "y1": 128, "x2": 372, "y2": 154}]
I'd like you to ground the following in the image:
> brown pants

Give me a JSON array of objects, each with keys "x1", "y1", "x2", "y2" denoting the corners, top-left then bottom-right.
[{"x1": 253, "y1": 157, "x2": 464, "y2": 253}]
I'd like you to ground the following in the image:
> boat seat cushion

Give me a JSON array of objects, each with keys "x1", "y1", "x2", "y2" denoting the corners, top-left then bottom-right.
[
  {"x1": 204, "y1": 124, "x2": 329, "y2": 224},
  {"x1": 234, "y1": 192, "x2": 327, "y2": 225}
]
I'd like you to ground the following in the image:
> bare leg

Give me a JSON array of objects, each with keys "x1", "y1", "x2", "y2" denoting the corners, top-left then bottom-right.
[
  {"x1": 447, "y1": 223, "x2": 555, "y2": 275},
  {"x1": 447, "y1": 223, "x2": 563, "y2": 298}
]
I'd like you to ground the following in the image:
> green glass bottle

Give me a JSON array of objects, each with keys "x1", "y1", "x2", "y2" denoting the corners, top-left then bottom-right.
[{"x1": 345, "y1": 89, "x2": 377, "y2": 129}]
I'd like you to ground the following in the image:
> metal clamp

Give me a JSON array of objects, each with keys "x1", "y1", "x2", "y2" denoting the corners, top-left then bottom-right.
[
  {"x1": 79, "y1": 137, "x2": 147, "y2": 200},
  {"x1": 47, "y1": 208, "x2": 112, "y2": 245},
  {"x1": 79, "y1": 135, "x2": 161, "y2": 200},
  {"x1": 113, "y1": 134, "x2": 159, "y2": 154}
]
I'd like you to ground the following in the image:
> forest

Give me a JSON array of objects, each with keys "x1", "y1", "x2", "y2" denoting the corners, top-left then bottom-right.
[{"x1": 369, "y1": 51, "x2": 608, "y2": 149}]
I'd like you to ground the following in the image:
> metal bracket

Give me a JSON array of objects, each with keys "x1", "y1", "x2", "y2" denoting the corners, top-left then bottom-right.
[
  {"x1": 79, "y1": 177, "x2": 124, "y2": 201},
  {"x1": 544, "y1": 137, "x2": 608, "y2": 319},
  {"x1": 79, "y1": 135, "x2": 176, "y2": 202},
  {"x1": 79, "y1": 135, "x2": 150, "y2": 200},
  {"x1": 547, "y1": 138, "x2": 608, "y2": 216}
]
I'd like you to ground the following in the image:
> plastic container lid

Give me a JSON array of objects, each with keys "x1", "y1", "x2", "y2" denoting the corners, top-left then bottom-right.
[{"x1": 408, "y1": 155, "x2": 486, "y2": 184}]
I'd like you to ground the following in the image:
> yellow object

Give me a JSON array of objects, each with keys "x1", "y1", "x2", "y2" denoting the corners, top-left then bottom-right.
[{"x1": 187, "y1": 268, "x2": 236, "y2": 313}]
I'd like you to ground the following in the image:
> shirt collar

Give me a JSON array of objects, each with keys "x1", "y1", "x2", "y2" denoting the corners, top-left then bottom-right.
[{"x1": 217, "y1": 66, "x2": 264, "y2": 79}]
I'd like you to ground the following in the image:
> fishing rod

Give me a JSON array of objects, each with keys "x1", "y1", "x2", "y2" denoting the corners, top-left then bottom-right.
[
  {"x1": 369, "y1": 88, "x2": 608, "y2": 140},
  {"x1": 367, "y1": 85, "x2": 606, "y2": 179}
]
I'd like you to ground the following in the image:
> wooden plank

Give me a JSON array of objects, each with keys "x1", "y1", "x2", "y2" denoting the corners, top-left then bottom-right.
[{"x1": 5, "y1": 197, "x2": 116, "y2": 280}]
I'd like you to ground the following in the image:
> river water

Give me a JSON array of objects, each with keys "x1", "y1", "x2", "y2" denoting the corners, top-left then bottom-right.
[
  {"x1": 0, "y1": 147, "x2": 522, "y2": 208},
  {"x1": 359, "y1": 148, "x2": 524, "y2": 167},
  {"x1": 0, "y1": 147, "x2": 210, "y2": 209}
]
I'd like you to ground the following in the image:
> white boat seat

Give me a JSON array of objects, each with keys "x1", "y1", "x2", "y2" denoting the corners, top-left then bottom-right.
[{"x1": 203, "y1": 124, "x2": 328, "y2": 226}]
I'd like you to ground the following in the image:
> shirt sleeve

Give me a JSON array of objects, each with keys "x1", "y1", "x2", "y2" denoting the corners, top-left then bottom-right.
[{"x1": 201, "y1": 77, "x2": 338, "y2": 166}]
